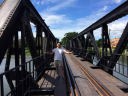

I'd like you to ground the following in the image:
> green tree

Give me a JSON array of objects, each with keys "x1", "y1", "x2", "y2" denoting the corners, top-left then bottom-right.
[
  {"x1": 96, "y1": 39, "x2": 102, "y2": 47},
  {"x1": 61, "y1": 32, "x2": 78, "y2": 46}
]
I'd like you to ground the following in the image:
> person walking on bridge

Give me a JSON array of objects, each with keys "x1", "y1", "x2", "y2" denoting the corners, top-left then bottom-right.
[
  {"x1": 52, "y1": 42, "x2": 72, "y2": 96},
  {"x1": 52, "y1": 42, "x2": 72, "y2": 78}
]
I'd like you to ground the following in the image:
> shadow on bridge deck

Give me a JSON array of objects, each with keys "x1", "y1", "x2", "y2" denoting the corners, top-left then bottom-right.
[{"x1": 33, "y1": 62, "x2": 67, "y2": 96}]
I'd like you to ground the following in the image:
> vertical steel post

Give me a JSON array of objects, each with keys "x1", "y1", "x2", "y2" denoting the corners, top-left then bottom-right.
[
  {"x1": 15, "y1": 30, "x2": 20, "y2": 95},
  {"x1": 0, "y1": 76, "x2": 4, "y2": 96},
  {"x1": 102, "y1": 24, "x2": 112, "y2": 57},
  {"x1": 88, "y1": 32, "x2": 100, "y2": 59},
  {"x1": 21, "y1": 12, "x2": 26, "y2": 71}
]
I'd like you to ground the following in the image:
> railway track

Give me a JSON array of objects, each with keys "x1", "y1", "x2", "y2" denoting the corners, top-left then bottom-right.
[
  {"x1": 65, "y1": 54, "x2": 114, "y2": 96},
  {"x1": 79, "y1": 64, "x2": 113, "y2": 96}
]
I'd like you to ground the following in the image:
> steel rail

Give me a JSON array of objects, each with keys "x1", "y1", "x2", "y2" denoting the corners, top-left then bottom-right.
[{"x1": 78, "y1": 63, "x2": 114, "y2": 96}]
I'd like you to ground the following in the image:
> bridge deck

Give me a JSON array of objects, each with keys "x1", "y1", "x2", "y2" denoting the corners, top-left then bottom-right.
[
  {"x1": 37, "y1": 63, "x2": 67, "y2": 96},
  {"x1": 65, "y1": 54, "x2": 128, "y2": 96}
]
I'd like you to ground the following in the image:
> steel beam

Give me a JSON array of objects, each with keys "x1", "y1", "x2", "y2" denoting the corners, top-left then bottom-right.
[
  {"x1": 78, "y1": 35, "x2": 86, "y2": 49},
  {"x1": 24, "y1": 0, "x2": 56, "y2": 40},
  {"x1": 88, "y1": 32, "x2": 100, "y2": 59},
  {"x1": 21, "y1": 11, "x2": 26, "y2": 71},
  {"x1": 102, "y1": 24, "x2": 112, "y2": 57}
]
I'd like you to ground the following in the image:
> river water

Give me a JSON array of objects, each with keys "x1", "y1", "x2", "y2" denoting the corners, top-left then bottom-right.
[{"x1": 0, "y1": 56, "x2": 32, "y2": 96}]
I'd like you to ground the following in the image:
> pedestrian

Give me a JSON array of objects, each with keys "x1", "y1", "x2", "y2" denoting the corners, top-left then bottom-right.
[{"x1": 52, "y1": 42, "x2": 72, "y2": 78}]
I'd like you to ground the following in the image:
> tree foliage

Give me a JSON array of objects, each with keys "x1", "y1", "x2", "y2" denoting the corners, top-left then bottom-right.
[
  {"x1": 96, "y1": 39, "x2": 102, "y2": 47},
  {"x1": 61, "y1": 32, "x2": 78, "y2": 46}
]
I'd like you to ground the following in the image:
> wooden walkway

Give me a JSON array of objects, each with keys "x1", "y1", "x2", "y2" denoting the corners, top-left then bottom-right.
[
  {"x1": 65, "y1": 54, "x2": 128, "y2": 96},
  {"x1": 37, "y1": 63, "x2": 67, "y2": 96},
  {"x1": 34, "y1": 54, "x2": 128, "y2": 96}
]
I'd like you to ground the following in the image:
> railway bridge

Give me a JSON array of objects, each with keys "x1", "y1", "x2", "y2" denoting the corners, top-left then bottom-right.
[{"x1": 0, "y1": 0, "x2": 128, "y2": 96}]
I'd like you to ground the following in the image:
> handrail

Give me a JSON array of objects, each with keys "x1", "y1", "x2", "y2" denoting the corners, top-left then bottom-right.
[
  {"x1": 63, "y1": 54, "x2": 81, "y2": 96},
  {"x1": 71, "y1": 48, "x2": 128, "y2": 84},
  {"x1": 0, "y1": 55, "x2": 45, "y2": 96}
]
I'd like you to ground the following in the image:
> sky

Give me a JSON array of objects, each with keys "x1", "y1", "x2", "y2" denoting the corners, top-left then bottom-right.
[
  {"x1": 31, "y1": 0, "x2": 128, "y2": 40},
  {"x1": 0, "y1": 0, "x2": 127, "y2": 40}
]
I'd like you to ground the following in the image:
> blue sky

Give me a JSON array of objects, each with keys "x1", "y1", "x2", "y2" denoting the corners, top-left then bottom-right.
[{"x1": 1, "y1": 0, "x2": 127, "y2": 40}]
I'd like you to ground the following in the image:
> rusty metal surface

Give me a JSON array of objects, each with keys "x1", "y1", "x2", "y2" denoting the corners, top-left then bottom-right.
[{"x1": 0, "y1": 0, "x2": 21, "y2": 37}]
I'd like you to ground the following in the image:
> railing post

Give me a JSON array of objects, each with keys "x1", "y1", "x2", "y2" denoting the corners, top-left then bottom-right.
[
  {"x1": 0, "y1": 76, "x2": 4, "y2": 96},
  {"x1": 21, "y1": 10, "x2": 26, "y2": 71}
]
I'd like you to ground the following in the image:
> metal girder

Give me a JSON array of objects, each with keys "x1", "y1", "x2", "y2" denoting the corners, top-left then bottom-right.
[
  {"x1": 75, "y1": 1, "x2": 128, "y2": 38},
  {"x1": 0, "y1": 0, "x2": 57, "y2": 95},
  {"x1": 76, "y1": 37, "x2": 82, "y2": 49},
  {"x1": 21, "y1": 11, "x2": 26, "y2": 71},
  {"x1": 74, "y1": 38, "x2": 80, "y2": 49},
  {"x1": 24, "y1": 0, "x2": 56, "y2": 40},
  {"x1": 97, "y1": 24, "x2": 112, "y2": 69},
  {"x1": 80, "y1": 33, "x2": 94, "y2": 62},
  {"x1": 0, "y1": 0, "x2": 24, "y2": 64},
  {"x1": 23, "y1": 10, "x2": 39, "y2": 68},
  {"x1": 108, "y1": 22, "x2": 128, "y2": 74},
  {"x1": 72, "y1": 40, "x2": 76, "y2": 49},
  {"x1": 101, "y1": 24, "x2": 112, "y2": 57},
  {"x1": 36, "y1": 25, "x2": 43, "y2": 56},
  {"x1": 14, "y1": 30, "x2": 20, "y2": 96},
  {"x1": 78, "y1": 35, "x2": 86, "y2": 49},
  {"x1": 84, "y1": 33, "x2": 90, "y2": 54},
  {"x1": 5, "y1": 48, "x2": 16, "y2": 96},
  {"x1": 88, "y1": 32, "x2": 100, "y2": 59}
]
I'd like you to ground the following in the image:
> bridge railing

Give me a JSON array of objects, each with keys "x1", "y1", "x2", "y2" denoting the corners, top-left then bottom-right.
[
  {"x1": 0, "y1": 55, "x2": 45, "y2": 96},
  {"x1": 63, "y1": 54, "x2": 81, "y2": 96},
  {"x1": 71, "y1": 47, "x2": 128, "y2": 84}
]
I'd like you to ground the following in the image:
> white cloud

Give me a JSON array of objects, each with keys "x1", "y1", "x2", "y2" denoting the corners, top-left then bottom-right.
[
  {"x1": 47, "y1": 0, "x2": 76, "y2": 12},
  {"x1": 113, "y1": 0, "x2": 122, "y2": 4},
  {"x1": 42, "y1": 14, "x2": 72, "y2": 26},
  {"x1": 108, "y1": 16, "x2": 128, "y2": 31},
  {"x1": 38, "y1": 0, "x2": 127, "y2": 40},
  {"x1": 95, "y1": 6, "x2": 109, "y2": 17},
  {"x1": 109, "y1": 22, "x2": 126, "y2": 31},
  {"x1": 40, "y1": 4, "x2": 110, "y2": 40},
  {"x1": 41, "y1": 0, "x2": 77, "y2": 14},
  {"x1": 43, "y1": 14, "x2": 103, "y2": 40},
  {"x1": 35, "y1": 0, "x2": 60, "y2": 5},
  {"x1": 108, "y1": 17, "x2": 128, "y2": 39},
  {"x1": 103, "y1": 6, "x2": 108, "y2": 11}
]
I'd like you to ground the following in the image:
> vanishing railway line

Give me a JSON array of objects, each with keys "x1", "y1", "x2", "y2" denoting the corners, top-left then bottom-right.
[
  {"x1": 79, "y1": 64, "x2": 113, "y2": 96},
  {"x1": 64, "y1": 54, "x2": 115, "y2": 96}
]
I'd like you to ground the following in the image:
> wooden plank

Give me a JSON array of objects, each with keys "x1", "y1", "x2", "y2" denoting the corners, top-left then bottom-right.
[
  {"x1": 38, "y1": 69, "x2": 57, "y2": 89},
  {"x1": 38, "y1": 70, "x2": 49, "y2": 88},
  {"x1": 65, "y1": 54, "x2": 99, "y2": 96},
  {"x1": 54, "y1": 77, "x2": 67, "y2": 96}
]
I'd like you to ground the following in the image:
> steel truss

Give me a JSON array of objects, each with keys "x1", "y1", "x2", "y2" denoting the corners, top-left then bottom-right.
[{"x1": 69, "y1": 1, "x2": 128, "y2": 75}]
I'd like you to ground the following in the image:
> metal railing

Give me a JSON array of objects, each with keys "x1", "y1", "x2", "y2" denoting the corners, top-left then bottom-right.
[
  {"x1": 71, "y1": 48, "x2": 128, "y2": 84},
  {"x1": 63, "y1": 54, "x2": 81, "y2": 96},
  {"x1": 0, "y1": 55, "x2": 45, "y2": 96}
]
